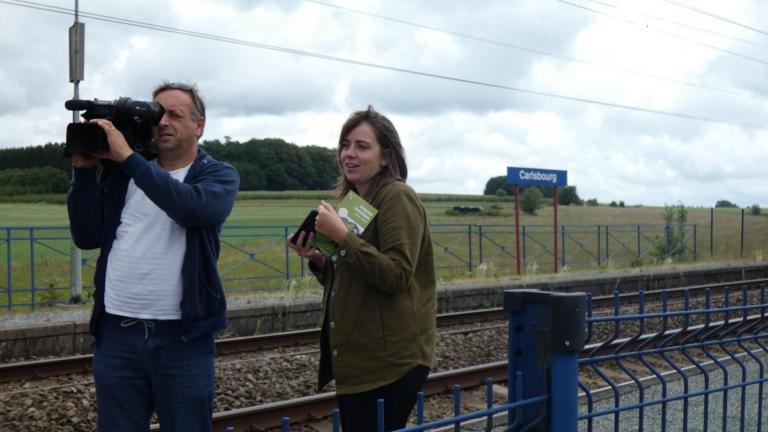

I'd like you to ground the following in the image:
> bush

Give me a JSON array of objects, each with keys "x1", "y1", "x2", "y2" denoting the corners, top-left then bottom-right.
[
  {"x1": 495, "y1": 188, "x2": 507, "y2": 197},
  {"x1": 445, "y1": 205, "x2": 501, "y2": 217},
  {"x1": 715, "y1": 200, "x2": 738, "y2": 208},
  {"x1": 0, "y1": 167, "x2": 69, "y2": 196},
  {"x1": 452, "y1": 206, "x2": 483, "y2": 214},
  {"x1": 586, "y1": 198, "x2": 599, "y2": 207},
  {"x1": 0, "y1": 193, "x2": 66, "y2": 204},
  {"x1": 751, "y1": 204, "x2": 762, "y2": 216},
  {"x1": 558, "y1": 186, "x2": 582, "y2": 205},
  {"x1": 521, "y1": 187, "x2": 543, "y2": 215},
  {"x1": 609, "y1": 201, "x2": 618, "y2": 207},
  {"x1": 652, "y1": 203, "x2": 689, "y2": 260}
]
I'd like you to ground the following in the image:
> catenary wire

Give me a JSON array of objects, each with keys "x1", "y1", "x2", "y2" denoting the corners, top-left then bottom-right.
[
  {"x1": 2, "y1": 0, "x2": 767, "y2": 130},
  {"x1": 554, "y1": 0, "x2": 768, "y2": 67},
  {"x1": 663, "y1": 0, "x2": 768, "y2": 38},
  {"x1": 306, "y1": 0, "x2": 765, "y2": 102},
  {"x1": 584, "y1": 0, "x2": 768, "y2": 49}
]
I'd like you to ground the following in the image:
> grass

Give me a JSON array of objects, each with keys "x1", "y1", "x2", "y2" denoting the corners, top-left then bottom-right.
[
  {"x1": 1, "y1": 193, "x2": 766, "y2": 311},
  {"x1": 0, "y1": 203, "x2": 71, "y2": 226},
  {"x1": 2, "y1": 191, "x2": 761, "y2": 227}
]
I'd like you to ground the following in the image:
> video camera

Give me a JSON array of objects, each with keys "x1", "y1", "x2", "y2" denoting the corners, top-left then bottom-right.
[{"x1": 64, "y1": 97, "x2": 164, "y2": 156}]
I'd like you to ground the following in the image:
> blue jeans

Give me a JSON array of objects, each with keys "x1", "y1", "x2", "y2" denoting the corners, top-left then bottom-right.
[{"x1": 94, "y1": 313, "x2": 215, "y2": 432}]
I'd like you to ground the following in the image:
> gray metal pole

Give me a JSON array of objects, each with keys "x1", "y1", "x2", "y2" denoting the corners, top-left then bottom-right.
[
  {"x1": 69, "y1": 0, "x2": 83, "y2": 303},
  {"x1": 69, "y1": 94, "x2": 82, "y2": 302}
]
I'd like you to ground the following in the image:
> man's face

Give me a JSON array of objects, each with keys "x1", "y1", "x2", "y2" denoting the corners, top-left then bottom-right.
[{"x1": 152, "y1": 89, "x2": 205, "y2": 155}]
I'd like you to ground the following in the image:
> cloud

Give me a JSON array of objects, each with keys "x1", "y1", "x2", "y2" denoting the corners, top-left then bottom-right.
[{"x1": 0, "y1": 0, "x2": 766, "y2": 208}]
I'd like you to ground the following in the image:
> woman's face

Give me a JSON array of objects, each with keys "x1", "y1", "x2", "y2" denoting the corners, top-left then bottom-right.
[{"x1": 340, "y1": 122, "x2": 387, "y2": 196}]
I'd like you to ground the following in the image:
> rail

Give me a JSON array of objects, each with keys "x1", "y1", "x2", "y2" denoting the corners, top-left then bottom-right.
[
  {"x1": 213, "y1": 283, "x2": 768, "y2": 430},
  {"x1": 5, "y1": 278, "x2": 768, "y2": 382}
]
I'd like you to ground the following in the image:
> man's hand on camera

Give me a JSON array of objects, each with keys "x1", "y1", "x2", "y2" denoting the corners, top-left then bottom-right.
[{"x1": 90, "y1": 119, "x2": 134, "y2": 163}]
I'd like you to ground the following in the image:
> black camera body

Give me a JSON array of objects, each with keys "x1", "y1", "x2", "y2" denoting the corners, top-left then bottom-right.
[{"x1": 65, "y1": 97, "x2": 165, "y2": 156}]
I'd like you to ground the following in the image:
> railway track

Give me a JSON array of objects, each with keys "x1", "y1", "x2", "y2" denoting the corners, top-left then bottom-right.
[
  {"x1": 207, "y1": 362, "x2": 510, "y2": 431},
  {"x1": 2, "y1": 278, "x2": 766, "y2": 430},
  {"x1": 4, "y1": 278, "x2": 765, "y2": 383},
  {"x1": 0, "y1": 308, "x2": 507, "y2": 383},
  {"x1": 207, "y1": 312, "x2": 767, "y2": 430}
]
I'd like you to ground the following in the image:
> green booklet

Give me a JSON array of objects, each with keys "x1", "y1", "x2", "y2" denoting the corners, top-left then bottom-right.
[{"x1": 311, "y1": 190, "x2": 378, "y2": 259}]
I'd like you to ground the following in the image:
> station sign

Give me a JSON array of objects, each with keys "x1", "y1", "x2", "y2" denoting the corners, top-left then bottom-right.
[{"x1": 507, "y1": 167, "x2": 567, "y2": 187}]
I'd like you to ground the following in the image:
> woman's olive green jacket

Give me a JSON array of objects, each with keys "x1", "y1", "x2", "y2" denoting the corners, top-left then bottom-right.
[{"x1": 311, "y1": 180, "x2": 436, "y2": 395}]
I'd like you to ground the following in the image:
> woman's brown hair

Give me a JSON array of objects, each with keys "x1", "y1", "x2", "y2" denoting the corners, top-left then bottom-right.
[{"x1": 336, "y1": 106, "x2": 407, "y2": 198}]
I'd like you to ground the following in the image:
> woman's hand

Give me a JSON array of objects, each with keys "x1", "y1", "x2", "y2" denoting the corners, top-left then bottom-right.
[
  {"x1": 315, "y1": 201, "x2": 349, "y2": 244},
  {"x1": 286, "y1": 231, "x2": 326, "y2": 268}
]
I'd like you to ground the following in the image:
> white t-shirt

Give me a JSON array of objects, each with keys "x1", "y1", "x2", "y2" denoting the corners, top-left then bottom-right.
[{"x1": 105, "y1": 162, "x2": 192, "y2": 320}]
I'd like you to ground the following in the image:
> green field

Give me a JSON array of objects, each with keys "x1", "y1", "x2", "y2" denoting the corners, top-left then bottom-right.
[
  {"x1": 1, "y1": 192, "x2": 766, "y2": 310},
  {"x1": 0, "y1": 192, "x2": 759, "y2": 228}
]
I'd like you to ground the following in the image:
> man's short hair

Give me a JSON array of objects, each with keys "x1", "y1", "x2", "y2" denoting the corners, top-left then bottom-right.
[{"x1": 152, "y1": 81, "x2": 206, "y2": 119}]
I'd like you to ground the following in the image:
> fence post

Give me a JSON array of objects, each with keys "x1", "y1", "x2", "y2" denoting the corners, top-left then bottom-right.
[
  {"x1": 522, "y1": 225, "x2": 527, "y2": 271},
  {"x1": 561, "y1": 226, "x2": 566, "y2": 268},
  {"x1": 596, "y1": 225, "x2": 601, "y2": 267},
  {"x1": 467, "y1": 224, "x2": 473, "y2": 272},
  {"x1": 710, "y1": 207, "x2": 714, "y2": 257},
  {"x1": 70, "y1": 244, "x2": 82, "y2": 303},
  {"x1": 29, "y1": 228, "x2": 36, "y2": 310},
  {"x1": 284, "y1": 226, "x2": 291, "y2": 280},
  {"x1": 740, "y1": 208, "x2": 745, "y2": 258},
  {"x1": 693, "y1": 224, "x2": 697, "y2": 261},
  {"x1": 5, "y1": 228, "x2": 11, "y2": 310},
  {"x1": 504, "y1": 289, "x2": 586, "y2": 431},
  {"x1": 478, "y1": 224, "x2": 484, "y2": 266}
]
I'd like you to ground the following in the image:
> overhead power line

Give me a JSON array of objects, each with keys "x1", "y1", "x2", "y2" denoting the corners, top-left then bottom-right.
[
  {"x1": 554, "y1": 0, "x2": 768, "y2": 67},
  {"x1": 2, "y1": 0, "x2": 766, "y2": 130},
  {"x1": 585, "y1": 0, "x2": 768, "y2": 49},
  {"x1": 306, "y1": 0, "x2": 764, "y2": 102},
  {"x1": 663, "y1": 0, "x2": 768, "y2": 38}
]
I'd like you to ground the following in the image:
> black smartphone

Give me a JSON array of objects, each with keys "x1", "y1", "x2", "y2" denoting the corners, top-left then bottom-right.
[{"x1": 290, "y1": 210, "x2": 318, "y2": 246}]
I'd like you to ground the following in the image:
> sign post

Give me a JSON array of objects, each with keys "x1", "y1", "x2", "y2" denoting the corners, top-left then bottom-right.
[
  {"x1": 68, "y1": 1, "x2": 84, "y2": 303},
  {"x1": 507, "y1": 167, "x2": 568, "y2": 274}
]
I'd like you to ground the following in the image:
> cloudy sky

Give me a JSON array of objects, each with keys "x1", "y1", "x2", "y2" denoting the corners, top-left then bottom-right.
[{"x1": 1, "y1": 0, "x2": 767, "y2": 206}]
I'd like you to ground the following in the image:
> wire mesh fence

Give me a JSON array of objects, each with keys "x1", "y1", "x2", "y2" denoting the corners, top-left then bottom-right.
[{"x1": 1, "y1": 209, "x2": 766, "y2": 310}]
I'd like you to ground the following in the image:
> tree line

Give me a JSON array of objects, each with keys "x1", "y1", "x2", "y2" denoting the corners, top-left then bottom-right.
[
  {"x1": 484, "y1": 176, "x2": 760, "y2": 213},
  {"x1": 483, "y1": 175, "x2": 582, "y2": 206},
  {"x1": 203, "y1": 138, "x2": 338, "y2": 191},
  {"x1": 0, "y1": 138, "x2": 340, "y2": 195}
]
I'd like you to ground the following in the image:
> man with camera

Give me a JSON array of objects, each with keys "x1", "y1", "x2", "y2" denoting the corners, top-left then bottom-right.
[{"x1": 67, "y1": 81, "x2": 239, "y2": 432}]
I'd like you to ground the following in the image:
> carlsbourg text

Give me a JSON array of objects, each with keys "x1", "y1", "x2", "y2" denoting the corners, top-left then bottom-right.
[{"x1": 518, "y1": 169, "x2": 558, "y2": 184}]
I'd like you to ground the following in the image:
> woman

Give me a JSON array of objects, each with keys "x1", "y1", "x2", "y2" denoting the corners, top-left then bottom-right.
[{"x1": 288, "y1": 106, "x2": 436, "y2": 430}]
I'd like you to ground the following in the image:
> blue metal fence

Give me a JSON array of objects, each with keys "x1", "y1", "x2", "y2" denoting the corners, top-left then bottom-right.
[
  {"x1": 0, "y1": 226, "x2": 99, "y2": 309},
  {"x1": 0, "y1": 222, "x2": 719, "y2": 310},
  {"x1": 579, "y1": 285, "x2": 768, "y2": 431},
  {"x1": 223, "y1": 287, "x2": 768, "y2": 430},
  {"x1": 219, "y1": 289, "x2": 586, "y2": 431}
]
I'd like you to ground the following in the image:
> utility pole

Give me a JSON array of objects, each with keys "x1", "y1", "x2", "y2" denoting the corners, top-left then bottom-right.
[{"x1": 68, "y1": 0, "x2": 84, "y2": 303}]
